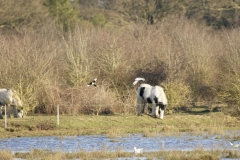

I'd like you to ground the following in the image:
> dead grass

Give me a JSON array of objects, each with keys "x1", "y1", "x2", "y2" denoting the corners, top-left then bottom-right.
[
  {"x1": 3, "y1": 148, "x2": 239, "y2": 160},
  {"x1": 0, "y1": 150, "x2": 13, "y2": 160}
]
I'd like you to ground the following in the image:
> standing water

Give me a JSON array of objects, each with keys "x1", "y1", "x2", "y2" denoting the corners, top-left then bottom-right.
[{"x1": 0, "y1": 132, "x2": 239, "y2": 153}]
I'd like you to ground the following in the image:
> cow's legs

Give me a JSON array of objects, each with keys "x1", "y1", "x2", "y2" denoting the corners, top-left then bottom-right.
[
  {"x1": 159, "y1": 104, "x2": 166, "y2": 119},
  {"x1": 13, "y1": 106, "x2": 18, "y2": 118},
  {"x1": 141, "y1": 103, "x2": 144, "y2": 113},
  {"x1": 155, "y1": 105, "x2": 160, "y2": 118},
  {"x1": 152, "y1": 103, "x2": 157, "y2": 117},
  {"x1": 143, "y1": 103, "x2": 150, "y2": 114},
  {"x1": 160, "y1": 109, "x2": 164, "y2": 119}
]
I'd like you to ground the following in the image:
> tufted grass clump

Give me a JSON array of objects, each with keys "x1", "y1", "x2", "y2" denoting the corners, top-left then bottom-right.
[{"x1": 0, "y1": 150, "x2": 13, "y2": 160}]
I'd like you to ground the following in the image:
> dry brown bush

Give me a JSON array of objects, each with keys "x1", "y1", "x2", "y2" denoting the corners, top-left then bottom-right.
[
  {"x1": 0, "y1": 31, "x2": 60, "y2": 114},
  {"x1": 1, "y1": 14, "x2": 240, "y2": 115},
  {"x1": 42, "y1": 84, "x2": 121, "y2": 115},
  {"x1": 0, "y1": 0, "x2": 54, "y2": 34}
]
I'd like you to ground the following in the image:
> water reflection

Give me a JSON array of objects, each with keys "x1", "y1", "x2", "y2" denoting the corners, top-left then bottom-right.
[{"x1": 0, "y1": 131, "x2": 239, "y2": 153}]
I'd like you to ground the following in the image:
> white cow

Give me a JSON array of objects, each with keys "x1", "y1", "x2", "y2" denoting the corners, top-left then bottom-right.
[
  {"x1": 0, "y1": 89, "x2": 23, "y2": 119},
  {"x1": 133, "y1": 78, "x2": 168, "y2": 119}
]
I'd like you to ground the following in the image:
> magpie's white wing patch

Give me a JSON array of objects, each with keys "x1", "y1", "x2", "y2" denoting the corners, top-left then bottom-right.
[{"x1": 87, "y1": 78, "x2": 97, "y2": 87}]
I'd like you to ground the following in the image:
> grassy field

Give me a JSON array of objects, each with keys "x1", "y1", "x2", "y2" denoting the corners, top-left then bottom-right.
[
  {"x1": 1, "y1": 107, "x2": 240, "y2": 139},
  {"x1": 1, "y1": 107, "x2": 240, "y2": 159}
]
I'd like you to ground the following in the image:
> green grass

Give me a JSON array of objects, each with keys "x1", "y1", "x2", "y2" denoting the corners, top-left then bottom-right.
[{"x1": 0, "y1": 111, "x2": 240, "y2": 139}]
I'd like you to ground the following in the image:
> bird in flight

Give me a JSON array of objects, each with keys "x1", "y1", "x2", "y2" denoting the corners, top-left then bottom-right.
[
  {"x1": 134, "y1": 147, "x2": 143, "y2": 154},
  {"x1": 87, "y1": 78, "x2": 97, "y2": 87}
]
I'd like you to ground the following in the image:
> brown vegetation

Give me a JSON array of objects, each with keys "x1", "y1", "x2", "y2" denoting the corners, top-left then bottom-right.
[
  {"x1": 1, "y1": 148, "x2": 240, "y2": 160},
  {"x1": 0, "y1": 0, "x2": 240, "y2": 116}
]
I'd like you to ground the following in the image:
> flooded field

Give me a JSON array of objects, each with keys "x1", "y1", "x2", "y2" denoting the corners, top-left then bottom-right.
[{"x1": 0, "y1": 131, "x2": 239, "y2": 153}]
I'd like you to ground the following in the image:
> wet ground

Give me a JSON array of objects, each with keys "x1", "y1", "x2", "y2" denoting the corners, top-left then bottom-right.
[{"x1": 0, "y1": 131, "x2": 240, "y2": 153}]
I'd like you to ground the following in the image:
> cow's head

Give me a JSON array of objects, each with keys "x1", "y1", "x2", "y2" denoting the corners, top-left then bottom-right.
[
  {"x1": 9, "y1": 90, "x2": 23, "y2": 108},
  {"x1": 158, "y1": 103, "x2": 167, "y2": 119}
]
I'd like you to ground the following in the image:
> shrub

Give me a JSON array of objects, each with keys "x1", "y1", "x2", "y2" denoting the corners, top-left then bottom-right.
[
  {"x1": 92, "y1": 13, "x2": 106, "y2": 27},
  {"x1": 41, "y1": 83, "x2": 120, "y2": 115},
  {"x1": 0, "y1": 0, "x2": 52, "y2": 33},
  {"x1": 44, "y1": 0, "x2": 79, "y2": 31},
  {"x1": 164, "y1": 81, "x2": 192, "y2": 111}
]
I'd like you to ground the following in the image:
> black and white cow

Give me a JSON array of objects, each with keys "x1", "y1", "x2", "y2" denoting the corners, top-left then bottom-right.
[
  {"x1": 132, "y1": 78, "x2": 167, "y2": 119},
  {"x1": 0, "y1": 88, "x2": 23, "y2": 119}
]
